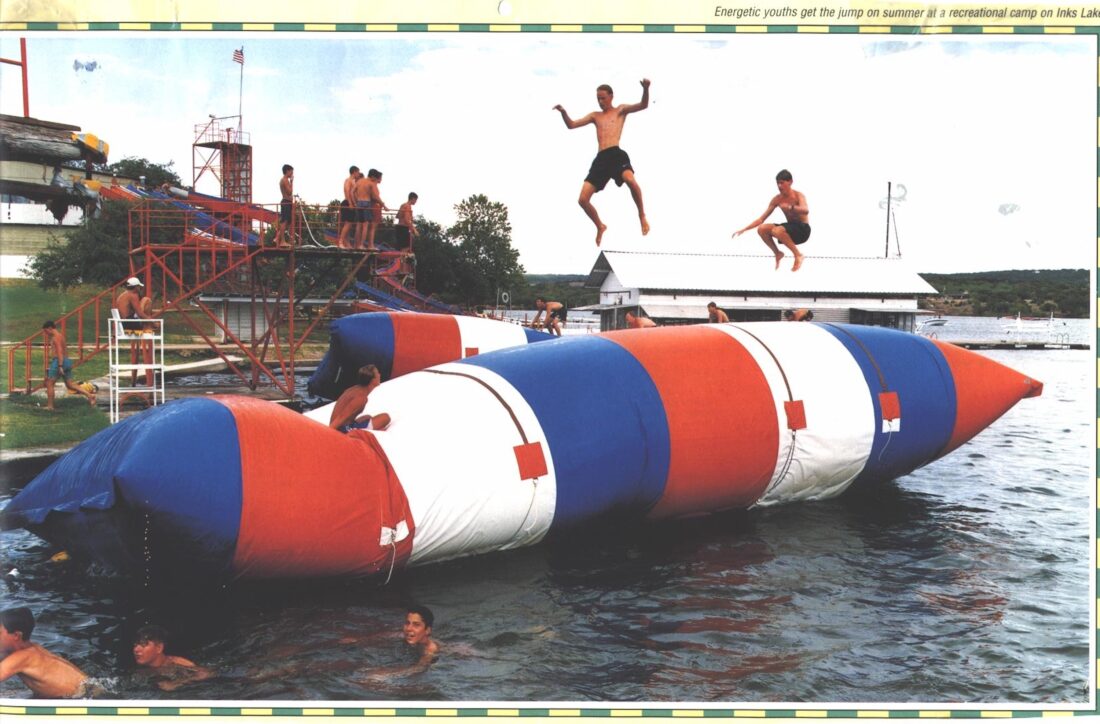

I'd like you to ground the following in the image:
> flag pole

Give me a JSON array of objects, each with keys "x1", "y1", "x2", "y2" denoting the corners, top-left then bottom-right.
[{"x1": 237, "y1": 46, "x2": 244, "y2": 133}]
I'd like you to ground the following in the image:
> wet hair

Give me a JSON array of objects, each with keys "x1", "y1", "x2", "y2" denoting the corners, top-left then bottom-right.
[
  {"x1": 282, "y1": 164, "x2": 294, "y2": 174},
  {"x1": 368, "y1": 169, "x2": 382, "y2": 180},
  {"x1": 357, "y1": 364, "x2": 380, "y2": 385},
  {"x1": 776, "y1": 169, "x2": 793, "y2": 182},
  {"x1": 0, "y1": 607, "x2": 35, "y2": 640},
  {"x1": 407, "y1": 604, "x2": 434, "y2": 629},
  {"x1": 349, "y1": 165, "x2": 360, "y2": 174},
  {"x1": 596, "y1": 84, "x2": 613, "y2": 96},
  {"x1": 706, "y1": 302, "x2": 717, "y2": 309},
  {"x1": 408, "y1": 192, "x2": 418, "y2": 201},
  {"x1": 42, "y1": 319, "x2": 56, "y2": 330},
  {"x1": 134, "y1": 624, "x2": 169, "y2": 645}
]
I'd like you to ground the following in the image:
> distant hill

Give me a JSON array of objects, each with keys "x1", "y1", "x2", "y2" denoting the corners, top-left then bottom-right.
[
  {"x1": 919, "y1": 269, "x2": 1089, "y2": 318},
  {"x1": 520, "y1": 274, "x2": 597, "y2": 308}
]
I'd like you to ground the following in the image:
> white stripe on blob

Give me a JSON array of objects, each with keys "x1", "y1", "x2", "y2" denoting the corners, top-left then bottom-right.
[
  {"x1": 716, "y1": 322, "x2": 874, "y2": 506},
  {"x1": 367, "y1": 362, "x2": 557, "y2": 565},
  {"x1": 454, "y1": 315, "x2": 533, "y2": 356}
]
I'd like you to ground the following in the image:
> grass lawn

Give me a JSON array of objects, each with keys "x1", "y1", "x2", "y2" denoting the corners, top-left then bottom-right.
[
  {"x1": 2, "y1": 278, "x2": 333, "y2": 452},
  {"x1": 1, "y1": 392, "x2": 110, "y2": 450}
]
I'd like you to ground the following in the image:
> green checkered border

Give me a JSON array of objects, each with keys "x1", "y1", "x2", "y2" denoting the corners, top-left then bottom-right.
[{"x1": 0, "y1": 18, "x2": 1096, "y2": 720}]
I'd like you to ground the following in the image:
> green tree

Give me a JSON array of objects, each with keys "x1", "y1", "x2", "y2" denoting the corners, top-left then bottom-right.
[
  {"x1": 98, "y1": 157, "x2": 182, "y2": 187},
  {"x1": 411, "y1": 218, "x2": 460, "y2": 299},
  {"x1": 447, "y1": 194, "x2": 525, "y2": 306},
  {"x1": 26, "y1": 199, "x2": 132, "y2": 290}
]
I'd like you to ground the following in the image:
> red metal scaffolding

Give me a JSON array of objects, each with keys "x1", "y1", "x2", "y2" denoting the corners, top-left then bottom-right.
[{"x1": 193, "y1": 115, "x2": 252, "y2": 203}]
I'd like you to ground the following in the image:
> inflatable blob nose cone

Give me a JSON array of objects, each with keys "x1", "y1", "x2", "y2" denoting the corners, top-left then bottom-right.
[
  {"x1": 2, "y1": 398, "x2": 246, "y2": 577},
  {"x1": 5, "y1": 397, "x2": 414, "y2": 581},
  {"x1": 930, "y1": 340, "x2": 1043, "y2": 456},
  {"x1": 1024, "y1": 377, "x2": 1043, "y2": 398}
]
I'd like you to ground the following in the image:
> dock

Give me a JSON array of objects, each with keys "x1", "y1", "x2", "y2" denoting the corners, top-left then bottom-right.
[{"x1": 945, "y1": 340, "x2": 1089, "y2": 351}]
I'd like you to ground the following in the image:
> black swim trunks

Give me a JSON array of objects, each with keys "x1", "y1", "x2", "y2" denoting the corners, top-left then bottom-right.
[
  {"x1": 394, "y1": 225, "x2": 412, "y2": 249},
  {"x1": 280, "y1": 199, "x2": 293, "y2": 223},
  {"x1": 780, "y1": 221, "x2": 811, "y2": 245},
  {"x1": 339, "y1": 199, "x2": 354, "y2": 223},
  {"x1": 584, "y1": 146, "x2": 633, "y2": 192},
  {"x1": 549, "y1": 304, "x2": 567, "y2": 322}
]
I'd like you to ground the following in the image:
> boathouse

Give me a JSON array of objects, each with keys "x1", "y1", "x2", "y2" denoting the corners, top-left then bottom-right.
[{"x1": 583, "y1": 250, "x2": 938, "y2": 331}]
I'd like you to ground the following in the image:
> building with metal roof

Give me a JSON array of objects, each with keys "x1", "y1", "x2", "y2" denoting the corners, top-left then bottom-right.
[{"x1": 583, "y1": 250, "x2": 939, "y2": 331}]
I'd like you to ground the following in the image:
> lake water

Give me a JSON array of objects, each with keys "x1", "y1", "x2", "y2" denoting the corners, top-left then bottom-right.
[{"x1": 0, "y1": 318, "x2": 1093, "y2": 707}]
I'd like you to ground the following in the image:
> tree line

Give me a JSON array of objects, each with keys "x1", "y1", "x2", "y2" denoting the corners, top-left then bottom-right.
[{"x1": 919, "y1": 269, "x2": 1089, "y2": 318}]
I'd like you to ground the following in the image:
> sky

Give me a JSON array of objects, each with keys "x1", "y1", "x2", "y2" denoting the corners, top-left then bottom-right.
[{"x1": 0, "y1": 32, "x2": 1094, "y2": 275}]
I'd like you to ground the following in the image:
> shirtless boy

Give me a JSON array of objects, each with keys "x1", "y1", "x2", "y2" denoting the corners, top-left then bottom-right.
[
  {"x1": 337, "y1": 166, "x2": 362, "y2": 249},
  {"x1": 41, "y1": 320, "x2": 96, "y2": 410},
  {"x1": 132, "y1": 625, "x2": 212, "y2": 692},
  {"x1": 113, "y1": 277, "x2": 156, "y2": 386},
  {"x1": 707, "y1": 302, "x2": 729, "y2": 324},
  {"x1": 625, "y1": 311, "x2": 656, "y2": 329},
  {"x1": 732, "y1": 169, "x2": 811, "y2": 272},
  {"x1": 395, "y1": 193, "x2": 419, "y2": 251},
  {"x1": 329, "y1": 364, "x2": 391, "y2": 432},
  {"x1": 553, "y1": 79, "x2": 651, "y2": 246},
  {"x1": 354, "y1": 169, "x2": 387, "y2": 251},
  {"x1": 532, "y1": 297, "x2": 566, "y2": 337},
  {"x1": 356, "y1": 605, "x2": 441, "y2": 682},
  {"x1": 275, "y1": 164, "x2": 294, "y2": 247},
  {"x1": 0, "y1": 607, "x2": 90, "y2": 698},
  {"x1": 113, "y1": 277, "x2": 153, "y2": 332}
]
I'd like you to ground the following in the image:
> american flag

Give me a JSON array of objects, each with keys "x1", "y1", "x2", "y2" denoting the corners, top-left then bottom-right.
[{"x1": 232, "y1": 48, "x2": 244, "y2": 65}]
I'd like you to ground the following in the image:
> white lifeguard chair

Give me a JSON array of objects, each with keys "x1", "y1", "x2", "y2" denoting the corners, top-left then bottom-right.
[{"x1": 108, "y1": 309, "x2": 165, "y2": 423}]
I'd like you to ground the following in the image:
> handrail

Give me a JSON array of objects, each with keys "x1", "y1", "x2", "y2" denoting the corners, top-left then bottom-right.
[{"x1": 6, "y1": 277, "x2": 138, "y2": 394}]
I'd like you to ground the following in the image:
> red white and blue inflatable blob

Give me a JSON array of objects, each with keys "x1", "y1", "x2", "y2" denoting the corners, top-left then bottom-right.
[
  {"x1": 3, "y1": 322, "x2": 1041, "y2": 582},
  {"x1": 308, "y1": 312, "x2": 553, "y2": 399}
]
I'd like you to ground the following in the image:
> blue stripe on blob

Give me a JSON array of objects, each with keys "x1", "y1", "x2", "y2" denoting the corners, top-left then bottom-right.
[
  {"x1": 820, "y1": 324, "x2": 957, "y2": 485},
  {"x1": 460, "y1": 336, "x2": 671, "y2": 528},
  {"x1": 3, "y1": 398, "x2": 244, "y2": 577}
]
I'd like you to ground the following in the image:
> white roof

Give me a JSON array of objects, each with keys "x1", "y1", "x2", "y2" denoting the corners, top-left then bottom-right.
[{"x1": 588, "y1": 251, "x2": 938, "y2": 296}]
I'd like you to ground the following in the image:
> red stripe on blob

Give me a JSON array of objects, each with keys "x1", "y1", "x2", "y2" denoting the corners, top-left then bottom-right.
[
  {"x1": 930, "y1": 340, "x2": 1043, "y2": 456},
  {"x1": 609, "y1": 327, "x2": 779, "y2": 518},
  {"x1": 390, "y1": 313, "x2": 461, "y2": 378},
  {"x1": 223, "y1": 397, "x2": 414, "y2": 578}
]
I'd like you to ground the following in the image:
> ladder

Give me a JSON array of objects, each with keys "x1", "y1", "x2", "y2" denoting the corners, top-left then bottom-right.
[{"x1": 108, "y1": 310, "x2": 166, "y2": 423}]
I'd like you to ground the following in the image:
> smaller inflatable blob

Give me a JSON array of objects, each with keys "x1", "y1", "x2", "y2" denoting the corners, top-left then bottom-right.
[
  {"x1": 308, "y1": 312, "x2": 553, "y2": 399},
  {"x1": 6, "y1": 322, "x2": 1041, "y2": 583}
]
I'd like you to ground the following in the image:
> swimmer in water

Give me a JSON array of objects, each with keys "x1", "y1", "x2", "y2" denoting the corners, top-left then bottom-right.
[
  {"x1": 131, "y1": 625, "x2": 213, "y2": 692},
  {"x1": 0, "y1": 607, "x2": 90, "y2": 698},
  {"x1": 357, "y1": 605, "x2": 441, "y2": 681}
]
